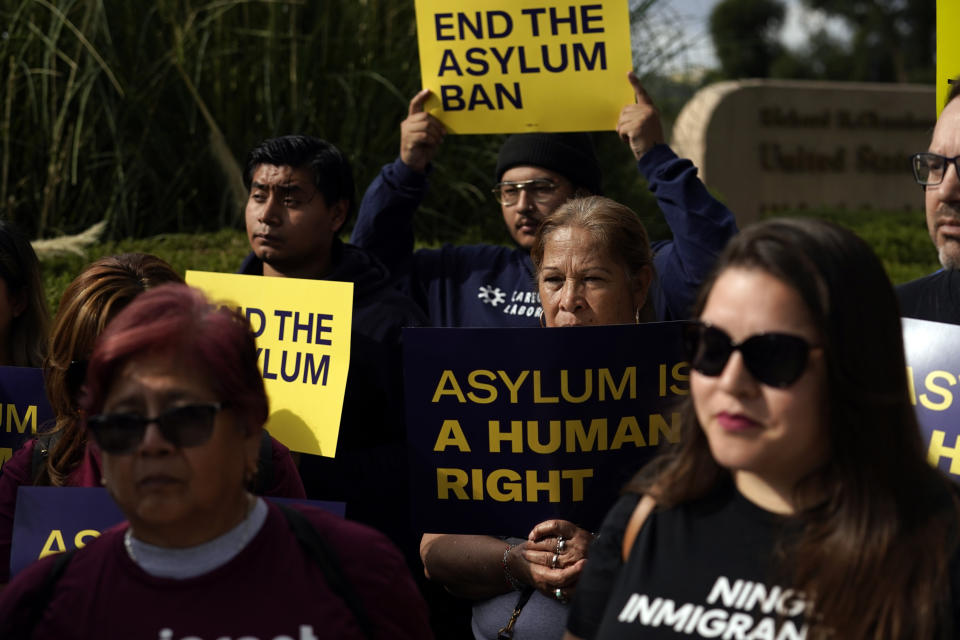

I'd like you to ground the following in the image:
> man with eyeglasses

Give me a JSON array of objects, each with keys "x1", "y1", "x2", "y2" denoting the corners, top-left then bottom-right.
[
  {"x1": 237, "y1": 135, "x2": 426, "y2": 571},
  {"x1": 351, "y1": 73, "x2": 738, "y2": 327},
  {"x1": 900, "y1": 80, "x2": 960, "y2": 324}
]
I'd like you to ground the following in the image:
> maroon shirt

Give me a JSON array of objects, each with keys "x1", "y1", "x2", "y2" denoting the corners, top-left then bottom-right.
[
  {"x1": 0, "y1": 436, "x2": 305, "y2": 582},
  {"x1": 0, "y1": 501, "x2": 431, "y2": 639}
]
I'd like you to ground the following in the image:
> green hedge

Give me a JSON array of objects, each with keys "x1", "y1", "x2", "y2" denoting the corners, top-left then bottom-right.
[{"x1": 39, "y1": 206, "x2": 942, "y2": 315}]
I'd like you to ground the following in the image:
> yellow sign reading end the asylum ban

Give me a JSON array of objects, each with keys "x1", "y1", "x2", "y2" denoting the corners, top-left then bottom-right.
[
  {"x1": 414, "y1": 0, "x2": 633, "y2": 134},
  {"x1": 937, "y1": 0, "x2": 960, "y2": 116},
  {"x1": 186, "y1": 271, "x2": 353, "y2": 458}
]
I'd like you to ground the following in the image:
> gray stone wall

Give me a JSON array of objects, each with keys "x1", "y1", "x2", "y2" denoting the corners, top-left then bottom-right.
[{"x1": 671, "y1": 80, "x2": 935, "y2": 225}]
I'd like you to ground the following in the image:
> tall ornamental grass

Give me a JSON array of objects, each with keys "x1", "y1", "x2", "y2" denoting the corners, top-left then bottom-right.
[{"x1": 2, "y1": 0, "x2": 680, "y2": 244}]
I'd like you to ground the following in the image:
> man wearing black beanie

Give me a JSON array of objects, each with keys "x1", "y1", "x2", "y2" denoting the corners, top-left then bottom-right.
[{"x1": 351, "y1": 73, "x2": 737, "y2": 328}]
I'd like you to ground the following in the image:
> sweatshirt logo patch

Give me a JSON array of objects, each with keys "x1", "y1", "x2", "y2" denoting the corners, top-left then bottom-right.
[{"x1": 477, "y1": 285, "x2": 506, "y2": 307}]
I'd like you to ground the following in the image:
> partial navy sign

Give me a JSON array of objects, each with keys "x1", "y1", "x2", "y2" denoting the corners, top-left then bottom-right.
[
  {"x1": 0, "y1": 367, "x2": 54, "y2": 470},
  {"x1": 903, "y1": 317, "x2": 960, "y2": 481},
  {"x1": 403, "y1": 323, "x2": 689, "y2": 535},
  {"x1": 10, "y1": 487, "x2": 346, "y2": 578}
]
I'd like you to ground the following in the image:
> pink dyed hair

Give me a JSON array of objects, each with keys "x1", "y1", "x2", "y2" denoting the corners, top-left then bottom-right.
[{"x1": 81, "y1": 284, "x2": 268, "y2": 431}]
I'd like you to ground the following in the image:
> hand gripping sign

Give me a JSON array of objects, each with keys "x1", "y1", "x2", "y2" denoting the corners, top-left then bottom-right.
[
  {"x1": 414, "y1": 0, "x2": 634, "y2": 134},
  {"x1": 186, "y1": 271, "x2": 353, "y2": 457}
]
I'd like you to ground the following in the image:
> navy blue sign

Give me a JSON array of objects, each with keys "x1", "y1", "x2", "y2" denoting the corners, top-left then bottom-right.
[
  {"x1": 0, "y1": 367, "x2": 54, "y2": 470},
  {"x1": 903, "y1": 318, "x2": 960, "y2": 482},
  {"x1": 10, "y1": 487, "x2": 346, "y2": 578},
  {"x1": 403, "y1": 323, "x2": 689, "y2": 535}
]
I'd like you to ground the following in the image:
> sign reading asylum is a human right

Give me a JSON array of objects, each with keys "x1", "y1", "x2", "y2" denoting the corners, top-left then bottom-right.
[
  {"x1": 414, "y1": 0, "x2": 633, "y2": 134},
  {"x1": 404, "y1": 323, "x2": 689, "y2": 535}
]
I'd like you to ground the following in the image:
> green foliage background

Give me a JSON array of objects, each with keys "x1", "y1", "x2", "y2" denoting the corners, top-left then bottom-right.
[
  {"x1": 38, "y1": 206, "x2": 941, "y2": 314},
  {"x1": 1, "y1": 0, "x2": 670, "y2": 247},
  {"x1": 3, "y1": 0, "x2": 943, "y2": 310}
]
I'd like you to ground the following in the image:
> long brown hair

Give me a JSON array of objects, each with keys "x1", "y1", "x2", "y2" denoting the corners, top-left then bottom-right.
[
  {"x1": 38, "y1": 253, "x2": 183, "y2": 486},
  {"x1": 629, "y1": 218, "x2": 959, "y2": 639}
]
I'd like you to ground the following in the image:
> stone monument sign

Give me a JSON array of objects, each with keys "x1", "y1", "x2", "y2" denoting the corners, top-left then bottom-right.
[{"x1": 671, "y1": 80, "x2": 935, "y2": 225}]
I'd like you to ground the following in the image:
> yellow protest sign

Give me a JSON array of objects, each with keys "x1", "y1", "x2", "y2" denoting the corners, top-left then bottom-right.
[
  {"x1": 937, "y1": 0, "x2": 960, "y2": 116},
  {"x1": 414, "y1": 0, "x2": 634, "y2": 134},
  {"x1": 185, "y1": 271, "x2": 353, "y2": 457}
]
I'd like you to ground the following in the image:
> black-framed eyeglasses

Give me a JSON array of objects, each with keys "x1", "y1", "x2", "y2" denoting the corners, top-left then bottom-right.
[
  {"x1": 492, "y1": 179, "x2": 558, "y2": 206},
  {"x1": 87, "y1": 402, "x2": 225, "y2": 454},
  {"x1": 911, "y1": 152, "x2": 960, "y2": 187},
  {"x1": 683, "y1": 321, "x2": 819, "y2": 389}
]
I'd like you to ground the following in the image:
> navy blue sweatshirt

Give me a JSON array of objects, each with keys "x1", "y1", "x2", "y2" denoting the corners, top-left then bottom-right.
[{"x1": 351, "y1": 144, "x2": 738, "y2": 327}]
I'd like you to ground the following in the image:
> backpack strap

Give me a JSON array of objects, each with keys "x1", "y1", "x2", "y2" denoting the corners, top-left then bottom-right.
[
  {"x1": 1, "y1": 548, "x2": 77, "y2": 639},
  {"x1": 249, "y1": 431, "x2": 274, "y2": 495},
  {"x1": 622, "y1": 495, "x2": 657, "y2": 563},
  {"x1": 277, "y1": 504, "x2": 375, "y2": 640}
]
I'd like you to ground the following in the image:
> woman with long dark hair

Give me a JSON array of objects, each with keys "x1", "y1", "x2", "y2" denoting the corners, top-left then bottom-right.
[{"x1": 566, "y1": 218, "x2": 960, "y2": 639}]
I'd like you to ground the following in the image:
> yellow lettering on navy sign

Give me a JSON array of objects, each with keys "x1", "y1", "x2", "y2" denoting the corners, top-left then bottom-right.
[
  {"x1": 3, "y1": 403, "x2": 37, "y2": 435},
  {"x1": 938, "y1": 0, "x2": 960, "y2": 115},
  {"x1": 414, "y1": 0, "x2": 633, "y2": 133},
  {"x1": 39, "y1": 530, "x2": 67, "y2": 559},
  {"x1": 928, "y1": 429, "x2": 960, "y2": 476},
  {"x1": 430, "y1": 367, "x2": 639, "y2": 404},
  {"x1": 186, "y1": 271, "x2": 353, "y2": 457},
  {"x1": 435, "y1": 466, "x2": 594, "y2": 502},
  {"x1": 920, "y1": 370, "x2": 955, "y2": 412}
]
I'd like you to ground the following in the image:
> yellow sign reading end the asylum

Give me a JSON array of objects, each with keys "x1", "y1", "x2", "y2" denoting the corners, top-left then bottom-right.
[
  {"x1": 414, "y1": 0, "x2": 633, "y2": 134},
  {"x1": 185, "y1": 271, "x2": 353, "y2": 458},
  {"x1": 937, "y1": 0, "x2": 960, "y2": 116}
]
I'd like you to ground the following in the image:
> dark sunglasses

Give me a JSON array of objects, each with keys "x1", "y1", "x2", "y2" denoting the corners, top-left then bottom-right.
[
  {"x1": 86, "y1": 402, "x2": 225, "y2": 454},
  {"x1": 683, "y1": 322, "x2": 817, "y2": 388}
]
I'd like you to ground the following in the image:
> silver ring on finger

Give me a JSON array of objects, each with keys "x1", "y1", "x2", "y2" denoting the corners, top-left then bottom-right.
[
  {"x1": 551, "y1": 553, "x2": 559, "y2": 569},
  {"x1": 555, "y1": 536, "x2": 565, "y2": 555}
]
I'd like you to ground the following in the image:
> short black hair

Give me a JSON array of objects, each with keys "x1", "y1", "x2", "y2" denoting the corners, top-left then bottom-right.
[{"x1": 243, "y1": 135, "x2": 355, "y2": 216}]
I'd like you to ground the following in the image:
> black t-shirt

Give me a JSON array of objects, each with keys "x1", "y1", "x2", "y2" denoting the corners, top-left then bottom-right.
[
  {"x1": 567, "y1": 492, "x2": 640, "y2": 639},
  {"x1": 897, "y1": 270, "x2": 960, "y2": 325},
  {"x1": 589, "y1": 484, "x2": 808, "y2": 639}
]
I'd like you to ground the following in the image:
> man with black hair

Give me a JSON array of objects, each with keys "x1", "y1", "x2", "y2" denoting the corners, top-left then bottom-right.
[
  {"x1": 351, "y1": 73, "x2": 738, "y2": 327},
  {"x1": 899, "y1": 81, "x2": 960, "y2": 324},
  {"x1": 238, "y1": 135, "x2": 426, "y2": 566}
]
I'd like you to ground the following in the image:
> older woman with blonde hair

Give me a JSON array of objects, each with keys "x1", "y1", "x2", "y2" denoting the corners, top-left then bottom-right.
[{"x1": 421, "y1": 196, "x2": 668, "y2": 640}]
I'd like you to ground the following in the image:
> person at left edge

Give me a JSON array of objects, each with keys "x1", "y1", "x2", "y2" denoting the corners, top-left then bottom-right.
[
  {"x1": 0, "y1": 284, "x2": 431, "y2": 639},
  {"x1": 238, "y1": 135, "x2": 427, "y2": 566},
  {"x1": 0, "y1": 253, "x2": 305, "y2": 585}
]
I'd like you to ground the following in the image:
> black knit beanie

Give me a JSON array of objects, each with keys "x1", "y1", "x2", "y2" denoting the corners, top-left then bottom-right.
[{"x1": 495, "y1": 133, "x2": 602, "y2": 195}]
